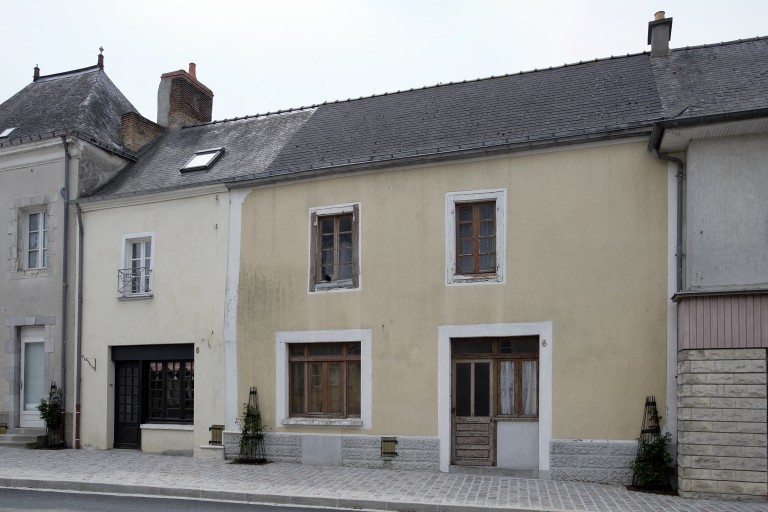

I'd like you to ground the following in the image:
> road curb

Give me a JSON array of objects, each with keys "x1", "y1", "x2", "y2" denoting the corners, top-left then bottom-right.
[{"x1": 0, "y1": 478, "x2": 552, "y2": 512}]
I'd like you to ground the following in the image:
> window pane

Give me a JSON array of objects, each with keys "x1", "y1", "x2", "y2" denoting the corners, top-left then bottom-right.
[
  {"x1": 479, "y1": 219, "x2": 495, "y2": 237},
  {"x1": 453, "y1": 339, "x2": 493, "y2": 354},
  {"x1": 457, "y1": 206, "x2": 473, "y2": 222},
  {"x1": 145, "y1": 241, "x2": 151, "y2": 258},
  {"x1": 183, "y1": 362, "x2": 194, "y2": 420},
  {"x1": 338, "y1": 215, "x2": 352, "y2": 232},
  {"x1": 148, "y1": 362, "x2": 164, "y2": 418},
  {"x1": 327, "y1": 363, "x2": 342, "y2": 414},
  {"x1": 455, "y1": 363, "x2": 471, "y2": 416},
  {"x1": 166, "y1": 362, "x2": 181, "y2": 419},
  {"x1": 500, "y1": 337, "x2": 539, "y2": 354},
  {"x1": 458, "y1": 223, "x2": 473, "y2": 238},
  {"x1": 478, "y1": 254, "x2": 495, "y2": 272},
  {"x1": 28, "y1": 250, "x2": 38, "y2": 269},
  {"x1": 339, "y1": 263, "x2": 353, "y2": 280},
  {"x1": 321, "y1": 233, "x2": 334, "y2": 250},
  {"x1": 457, "y1": 256, "x2": 473, "y2": 274},
  {"x1": 309, "y1": 363, "x2": 323, "y2": 413},
  {"x1": 521, "y1": 360, "x2": 538, "y2": 416},
  {"x1": 499, "y1": 361, "x2": 515, "y2": 415},
  {"x1": 132, "y1": 243, "x2": 141, "y2": 259},
  {"x1": 29, "y1": 213, "x2": 39, "y2": 231},
  {"x1": 479, "y1": 237, "x2": 495, "y2": 255},
  {"x1": 309, "y1": 344, "x2": 342, "y2": 356},
  {"x1": 458, "y1": 239, "x2": 474, "y2": 256},
  {"x1": 289, "y1": 344, "x2": 305, "y2": 357},
  {"x1": 479, "y1": 203, "x2": 495, "y2": 220},
  {"x1": 347, "y1": 362, "x2": 361, "y2": 417},
  {"x1": 29, "y1": 231, "x2": 39, "y2": 250},
  {"x1": 347, "y1": 343, "x2": 361, "y2": 356},
  {"x1": 320, "y1": 218, "x2": 334, "y2": 234},
  {"x1": 290, "y1": 362, "x2": 305, "y2": 414},
  {"x1": 339, "y1": 243, "x2": 352, "y2": 264},
  {"x1": 474, "y1": 363, "x2": 490, "y2": 417}
]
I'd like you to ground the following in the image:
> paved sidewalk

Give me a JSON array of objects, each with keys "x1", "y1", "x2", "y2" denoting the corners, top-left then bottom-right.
[{"x1": 1, "y1": 447, "x2": 767, "y2": 512}]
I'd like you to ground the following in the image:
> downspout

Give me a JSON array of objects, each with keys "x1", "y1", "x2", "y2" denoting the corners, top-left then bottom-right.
[
  {"x1": 74, "y1": 204, "x2": 84, "y2": 449},
  {"x1": 59, "y1": 136, "x2": 70, "y2": 428},
  {"x1": 650, "y1": 147, "x2": 684, "y2": 292}
]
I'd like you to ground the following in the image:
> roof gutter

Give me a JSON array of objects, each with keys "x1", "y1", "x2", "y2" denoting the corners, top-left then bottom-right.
[{"x1": 648, "y1": 107, "x2": 768, "y2": 150}]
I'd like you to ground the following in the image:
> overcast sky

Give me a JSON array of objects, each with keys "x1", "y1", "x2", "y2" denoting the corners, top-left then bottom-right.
[{"x1": 2, "y1": 1, "x2": 766, "y2": 121}]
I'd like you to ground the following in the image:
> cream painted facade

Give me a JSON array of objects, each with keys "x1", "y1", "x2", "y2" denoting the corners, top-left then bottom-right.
[
  {"x1": 234, "y1": 139, "x2": 669, "y2": 473},
  {"x1": 78, "y1": 186, "x2": 230, "y2": 455}
]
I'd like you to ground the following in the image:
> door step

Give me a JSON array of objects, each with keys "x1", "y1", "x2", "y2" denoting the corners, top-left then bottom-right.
[
  {"x1": 449, "y1": 465, "x2": 539, "y2": 478},
  {"x1": 0, "y1": 428, "x2": 46, "y2": 448}
]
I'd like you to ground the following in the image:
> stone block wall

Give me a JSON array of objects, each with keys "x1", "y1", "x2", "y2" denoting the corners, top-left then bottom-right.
[
  {"x1": 678, "y1": 348, "x2": 767, "y2": 500},
  {"x1": 550, "y1": 439, "x2": 636, "y2": 484},
  {"x1": 223, "y1": 432, "x2": 439, "y2": 471}
]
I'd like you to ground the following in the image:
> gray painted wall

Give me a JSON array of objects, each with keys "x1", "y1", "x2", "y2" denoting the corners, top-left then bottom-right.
[
  {"x1": 1, "y1": 137, "x2": 129, "y2": 432},
  {"x1": 685, "y1": 133, "x2": 768, "y2": 290}
]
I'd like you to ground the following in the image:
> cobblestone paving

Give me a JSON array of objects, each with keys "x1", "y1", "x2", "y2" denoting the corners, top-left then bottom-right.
[{"x1": 1, "y1": 447, "x2": 768, "y2": 511}]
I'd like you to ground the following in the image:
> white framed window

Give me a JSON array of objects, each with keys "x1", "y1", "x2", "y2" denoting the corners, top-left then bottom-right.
[
  {"x1": 25, "y1": 209, "x2": 48, "y2": 270},
  {"x1": 119, "y1": 231, "x2": 155, "y2": 297},
  {"x1": 308, "y1": 203, "x2": 361, "y2": 292},
  {"x1": 445, "y1": 189, "x2": 506, "y2": 285},
  {"x1": 276, "y1": 329, "x2": 372, "y2": 428}
]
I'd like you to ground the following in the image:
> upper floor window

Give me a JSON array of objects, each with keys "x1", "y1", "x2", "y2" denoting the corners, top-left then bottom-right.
[
  {"x1": 118, "y1": 232, "x2": 154, "y2": 297},
  {"x1": 26, "y1": 211, "x2": 48, "y2": 269},
  {"x1": 446, "y1": 189, "x2": 506, "y2": 285},
  {"x1": 309, "y1": 203, "x2": 360, "y2": 292}
]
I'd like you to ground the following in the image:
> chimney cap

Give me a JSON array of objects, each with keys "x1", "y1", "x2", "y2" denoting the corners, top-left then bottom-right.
[{"x1": 654, "y1": 11, "x2": 665, "y2": 20}]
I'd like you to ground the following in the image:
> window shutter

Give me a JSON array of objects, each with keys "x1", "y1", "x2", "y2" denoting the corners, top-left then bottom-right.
[
  {"x1": 352, "y1": 204, "x2": 360, "y2": 288},
  {"x1": 309, "y1": 211, "x2": 318, "y2": 291}
]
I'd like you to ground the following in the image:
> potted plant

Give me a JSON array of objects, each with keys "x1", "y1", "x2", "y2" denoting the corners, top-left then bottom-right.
[{"x1": 36, "y1": 383, "x2": 64, "y2": 447}]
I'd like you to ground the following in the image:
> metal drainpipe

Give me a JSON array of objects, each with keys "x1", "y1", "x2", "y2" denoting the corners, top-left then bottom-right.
[
  {"x1": 651, "y1": 147, "x2": 685, "y2": 292},
  {"x1": 74, "y1": 203, "x2": 84, "y2": 449},
  {"x1": 59, "y1": 136, "x2": 70, "y2": 425}
]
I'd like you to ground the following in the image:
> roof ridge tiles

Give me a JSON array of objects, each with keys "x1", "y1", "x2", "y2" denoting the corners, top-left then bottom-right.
[
  {"x1": 181, "y1": 50, "x2": 658, "y2": 128},
  {"x1": 670, "y1": 34, "x2": 768, "y2": 52},
  {"x1": 35, "y1": 65, "x2": 101, "y2": 82}
]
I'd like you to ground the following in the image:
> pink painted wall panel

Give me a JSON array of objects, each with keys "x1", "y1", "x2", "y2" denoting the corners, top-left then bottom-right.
[{"x1": 679, "y1": 294, "x2": 768, "y2": 349}]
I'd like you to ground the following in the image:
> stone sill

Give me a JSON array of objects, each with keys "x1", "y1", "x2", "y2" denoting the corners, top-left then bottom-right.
[
  {"x1": 118, "y1": 293, "x2": 153, "y2": 301},
  {"x1": 140, "y1": 423, "x2": 193, "y2": 431},
  {"x1": 281, "y1": 417, "x2": 363, "y2": 427}
]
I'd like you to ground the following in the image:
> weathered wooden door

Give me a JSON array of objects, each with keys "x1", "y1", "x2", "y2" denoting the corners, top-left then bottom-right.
[
  {"x1": 452, "y1": 360, "x2": 494, "y2": 465},
  {"x1": 114, "y1": 362, "x2": 141, "y2": 449}
]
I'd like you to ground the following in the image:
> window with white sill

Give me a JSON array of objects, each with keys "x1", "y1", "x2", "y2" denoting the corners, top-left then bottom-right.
[{"x1": 119, "y1": 232, "x2": 154, "y2": 297}]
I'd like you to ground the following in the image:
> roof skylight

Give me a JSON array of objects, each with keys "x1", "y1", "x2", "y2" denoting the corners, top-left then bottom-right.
[
  {"x1": 0, "y1": 127, "x2": 17, "y2": 138},
  {"x1": 181, "y1": 147, "x2": 224, "y2": 172}
]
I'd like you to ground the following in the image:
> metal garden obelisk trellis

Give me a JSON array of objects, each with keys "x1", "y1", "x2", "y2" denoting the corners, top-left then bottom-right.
[{"x1": 238, "y1": 386, "x2": 267, "y2": 463}]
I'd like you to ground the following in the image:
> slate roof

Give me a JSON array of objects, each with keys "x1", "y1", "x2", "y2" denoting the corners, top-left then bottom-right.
[
  {"x1": 94, "y1": 110, "x2": 314, "y2": 197},
  {"x1": 0, "y1": 66, "x2": 138, "y2": 153},
  {"x1": 86, "y1": 35, "x2": 768, "y2": 200},
  {"x1": 651, "y1": 37, "x2": 768, "y2": 120}
]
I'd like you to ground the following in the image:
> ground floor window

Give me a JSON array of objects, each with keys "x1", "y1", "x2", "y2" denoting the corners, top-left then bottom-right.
[
  {"x1": 147, "y1": 360, "x2": 194, "y2": 421},
  {"x1": 288, "y1": 342, "x2": 361, "y2": 418}
]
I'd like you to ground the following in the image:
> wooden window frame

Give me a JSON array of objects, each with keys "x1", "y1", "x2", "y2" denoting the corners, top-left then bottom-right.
[
  {"x1": 145, "y1": 359, "x2": 194, "y2": 423},
  {"x1": 288, "y1": 342, "x2": 361, "y2": 418},
  {"x1": 309, "y1": 204, "x2": 360, "y2": 292},
  {"x1": 451, "y1": 337, "x2": 539, "y2": 419},
  {"x1": 455, "y1": 201, "x2": 496, "y2": 276}
]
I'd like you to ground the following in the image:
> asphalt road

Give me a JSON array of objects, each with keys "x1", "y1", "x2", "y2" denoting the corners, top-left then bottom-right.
[{"x1": 0, "y1": 488, "x2": 363, "y2": 512}]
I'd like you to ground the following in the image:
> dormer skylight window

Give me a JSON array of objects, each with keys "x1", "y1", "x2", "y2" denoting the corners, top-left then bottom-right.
[
  {"x1": 0, "y1": 127, "x2": 17, "y2": 138},
  {"x1": 181, "y1": 147, "x2": 224, "y2": 172}
]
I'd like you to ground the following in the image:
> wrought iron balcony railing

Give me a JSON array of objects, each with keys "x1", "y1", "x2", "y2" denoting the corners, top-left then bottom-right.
[{"x1": 117, "y1": 267, "x2": 152, "y2": 295}]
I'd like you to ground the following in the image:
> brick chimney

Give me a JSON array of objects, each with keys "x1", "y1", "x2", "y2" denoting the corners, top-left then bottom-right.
[
  {"x1": 157, "y1": 63, "x2": 213, "y2": 130},
  {"x1": 121, "y1": 111, "x2": 165, "y2": 153},
  {"x1": 647, "y1": 10, "x2": 673, "y2": 57}
]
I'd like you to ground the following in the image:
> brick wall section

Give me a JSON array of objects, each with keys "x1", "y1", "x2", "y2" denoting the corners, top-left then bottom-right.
[
  {"x1": 120, "y1": 112, "x2": 165, "y2": 153},
  {"x1": 550, "y1": 440, "x2": 636, "y2": 484},
  {"x1": 165, "y1": 74, "x2": 213, "y2": 129},
  {"x1": 677, "y1": 348, "x2": 767, "y2": 500},
  {"x1": 223, "y1": 432, "x2": 439, "y2": 471}
]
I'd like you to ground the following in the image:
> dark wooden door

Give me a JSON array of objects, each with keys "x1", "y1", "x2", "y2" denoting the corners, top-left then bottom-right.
[
  {"x1": 452, "y1": 360, "x2": 494, "y2": 465},
  {"x1": 114, "y1": 362, "x2": 141, "y2": 449}
]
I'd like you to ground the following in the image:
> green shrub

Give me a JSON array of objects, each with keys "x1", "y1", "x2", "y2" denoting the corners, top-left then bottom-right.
[{"x1": 630, "y1": 433, "x2": 673, "y2": 487}]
